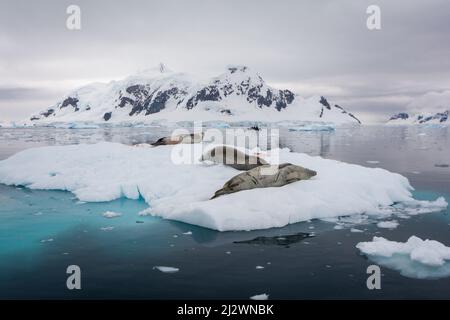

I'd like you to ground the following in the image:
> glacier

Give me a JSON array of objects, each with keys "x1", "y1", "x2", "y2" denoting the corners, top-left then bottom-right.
[{"x1": 0, "y1": 142, "x2": 446, "y2": 231}]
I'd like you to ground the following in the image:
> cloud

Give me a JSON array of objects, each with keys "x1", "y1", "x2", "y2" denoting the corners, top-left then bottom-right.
[
  {"x1": 1, "y1": 0, "x2": 450, "y2": 122},
  {"x1": 407, "y1": 90, "x2": 450, "y2": 113}
]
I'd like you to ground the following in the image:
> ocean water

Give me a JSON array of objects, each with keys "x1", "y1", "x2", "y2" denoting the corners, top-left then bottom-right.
[{"x1": 0, "y1": 125, "x2": 449, "y2": 299}]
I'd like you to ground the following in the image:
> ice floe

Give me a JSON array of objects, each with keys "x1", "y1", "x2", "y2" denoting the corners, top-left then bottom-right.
[
  {"x1": 377, "y1": 220, "x2": 399, "y2": 229},
  {"x1": 250, "y1": 293, "x2": 269, "y2": 300},
  {"x1": 100, "y1": 226, "x2": 114, "y2": 231},
  {"x1": 357, "y1": 236, "x2": 450, "y2": 279},
  {"x1": 0, "y1": 142, "x2": 447, "y2": 231},
  {"x1": 102, "y1": 211, "x2": 122, "y2": 218},
  {"x1": 153, "y1": 266, "x2": 179, "y2": 273}
]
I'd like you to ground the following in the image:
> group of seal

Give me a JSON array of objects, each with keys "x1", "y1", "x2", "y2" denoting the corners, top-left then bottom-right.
[
  {"x1": 150, "y1": 132, "x2": 317, "y2": 199},
  {"x1": 211, "y1": 163, "x2": 317, "y2": 199},
  {"x1": 201, "y1": 145, "x2": 317, "y2": 199}
]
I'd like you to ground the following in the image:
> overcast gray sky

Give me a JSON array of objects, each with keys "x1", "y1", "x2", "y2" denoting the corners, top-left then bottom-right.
[{"x1": 1, "y1": 0, "x2": 449, "y2": 123}]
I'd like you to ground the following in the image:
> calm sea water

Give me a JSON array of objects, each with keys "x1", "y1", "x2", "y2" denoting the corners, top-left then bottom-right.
[{"x1": 0, "y1": 125, "x2": 449, "y2": 299}]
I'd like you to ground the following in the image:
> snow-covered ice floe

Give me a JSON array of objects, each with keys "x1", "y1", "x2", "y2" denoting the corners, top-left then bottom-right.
[
  {"x1": 376, "y1": 220, "x2": 399, "y2": 229},
  {"x1": 357, "y1": 236, "x2": 450, "y2": 279},
  {"x1": 153, "y1": 266, "x2": 180, "y2": 273},
  {"x1": 102, "y1": 211, "x2": 122, "y2": 218},
  {"x1": 0, "y1": 142, "x2": 447, "y2": 231}
]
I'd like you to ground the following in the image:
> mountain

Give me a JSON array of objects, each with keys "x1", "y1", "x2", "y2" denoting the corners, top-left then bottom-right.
[
  {"x1": 29, "y1": 64, "x2": 361, "y2": 124},
  {"x1": 388, "y1": 110, "x2": 449, "y2": 125}
]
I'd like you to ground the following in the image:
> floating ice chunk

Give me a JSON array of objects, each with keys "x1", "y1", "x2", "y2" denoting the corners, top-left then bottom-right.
[
  {"x1": 100, "y1": 226, "x2": 114, "y2": 231},
  {"x1": 377, "y1": 220, "x2": 399, "y2": 229},
  {"x1": 250, "y1": 293, "x2": 269, "y2": 300},
  {"x1": 102, "y1": 211, "x2": 122, "y2": 218},
  {"x1": 182, "y1": 231, "x2": 193, "y2": 235},
  {"x1": 356, "y1": 236, "x2": 450, "y2": 279},
  {"x1": 350, "y1": 228, "x2": 364, "y2": 233},
  {"x1": 153, "y1": 266, "x2": 179, "y2": 273},
  {"x1": 256, "y1": 266, "x2": 265, "y2": 269},
  {"x1": 0, "y1": 142, "x2": 446, "y2": 231},
  {"x1": 366, "y1": 160, "x2": 380, "y2": 164},
  {"x1": 40, "y1": 238, "x2": 54, "y2": 243}
]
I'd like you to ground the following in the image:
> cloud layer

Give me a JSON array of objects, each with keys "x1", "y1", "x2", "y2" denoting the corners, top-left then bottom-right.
[{"x1": 1, "y1": 0, "x2": 449, "y2": 122}]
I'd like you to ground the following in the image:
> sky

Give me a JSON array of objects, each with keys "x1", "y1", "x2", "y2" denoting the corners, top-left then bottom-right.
[{"x1": 1, "y1": 0, "x2": 449, "y2": 123}]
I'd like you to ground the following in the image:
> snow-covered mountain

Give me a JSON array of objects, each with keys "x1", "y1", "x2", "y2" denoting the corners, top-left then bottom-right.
[
  {"x1": 388, "y1": 110, "x2": 449, "y2": 125},
  {"x1": 29, "y1": 65, "x2": 361, "y2": 124}
]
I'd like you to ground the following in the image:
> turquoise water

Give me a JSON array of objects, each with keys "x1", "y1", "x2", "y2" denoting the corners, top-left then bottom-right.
[{"x1": 0, "y1": 125, "x2": 449, "y2": 299}]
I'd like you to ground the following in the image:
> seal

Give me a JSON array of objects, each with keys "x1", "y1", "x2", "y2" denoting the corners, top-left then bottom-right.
[
  {"x1": 151, "y1": 132, "x2": 204, "y2": 146},
  {"x1": 201, "y1": 145, "x2": 268, "y2": 171},
  {"x1": 211, "y1": 163, "x2": 317, "y2": 199}
]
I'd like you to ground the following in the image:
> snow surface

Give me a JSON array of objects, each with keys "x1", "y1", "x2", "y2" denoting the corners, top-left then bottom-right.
[
  {"x1": 357, "y1": 236, "x2": 450, "y2": 279},
  {"x1": 0, "y1": 142, "x2": 447, "y2": 231}
]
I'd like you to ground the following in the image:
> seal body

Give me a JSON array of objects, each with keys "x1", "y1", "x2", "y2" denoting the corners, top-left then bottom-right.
[
  {"x1": 211, "y1": 163, "x2": 317, "y2": 199},
  {"x1": 151, "y1": 132, "x2": 204, "y2": 146},
  {"x1": 202, "y1": 145, "x2": 267, "y2": 170}
]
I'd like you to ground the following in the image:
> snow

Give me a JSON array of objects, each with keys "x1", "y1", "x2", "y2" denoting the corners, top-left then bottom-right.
[
  {"x1": 377, "y1": 220, "x2": 399, "y2": 229},
  {"x1": 102, "y1": 211, "x2": 122, "y2": 218},
  {"x1": 0, "y1": 142, "x2": 447, "y2": 231},
  {"x1": 356, "y1": 236, "x2": 450, "y2": 279},
  {"x1": 250, "y1": 293, "x2": 269, "y2": 300},
  {"x1": 153, "y1": 266, "x2": 179, "y2": 273}
]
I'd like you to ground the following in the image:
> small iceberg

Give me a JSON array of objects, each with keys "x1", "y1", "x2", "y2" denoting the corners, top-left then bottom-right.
[
  {"x1": 100, "y1": 226, "x2": 114, "y2": 231},
  {"x1": 153, "y1": 266, "x2": 180, "y2": 273},
  {"x1": 250, "y1": 293, "x2": 269, "y2": 300},
  {"x1": 102, "y1": 211, "x2": 122, "y2": 218},
  {"x1": 377, "y1": 220, "x2": 399, "y2": 229},
  {"x1": 356, "y1": 236, "x2": 450, "y2": 279}
]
